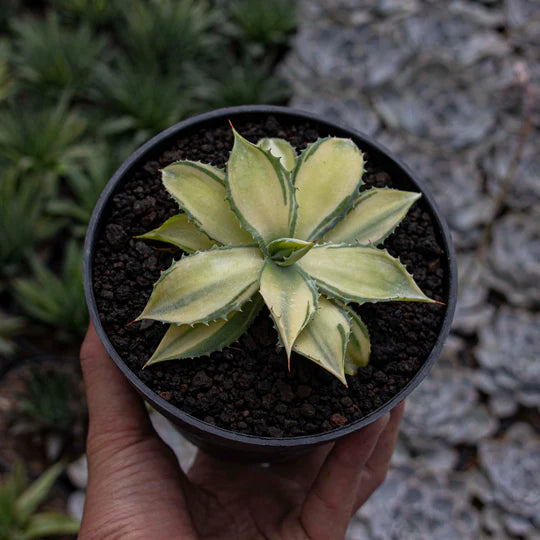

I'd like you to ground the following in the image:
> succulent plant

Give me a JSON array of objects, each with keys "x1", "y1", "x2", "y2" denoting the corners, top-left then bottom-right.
[{"x1": 137, "y1": 128, "x2": 435, "y2": 384}]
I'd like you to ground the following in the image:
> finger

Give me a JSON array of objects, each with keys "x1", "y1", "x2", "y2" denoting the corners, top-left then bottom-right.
[
  {"x1": 80, "y1": 322, "x2": 154, "y2": 444},
  {"x1": 301, "y1": 414, "x2": 390, "y2": 540},
  {"x1": 353, "y1": 401, "x2": 405, "y2": 512},
  {"x1": 81, "y1": 323, "x2": 194, "y2": 494},
  {"x1": 270, "y1": 443, "x2": 334, "y2": 492}
]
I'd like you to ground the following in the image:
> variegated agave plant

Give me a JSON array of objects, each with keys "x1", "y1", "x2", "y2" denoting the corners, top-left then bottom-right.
[{"x1": 136, "y1": 127, "x2": 436, "y2": 384}]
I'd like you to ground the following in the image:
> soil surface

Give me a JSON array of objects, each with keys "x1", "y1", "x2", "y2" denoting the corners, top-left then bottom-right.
[{"x1": 93, "y1": 116, "x2": 447, "y2": 437}]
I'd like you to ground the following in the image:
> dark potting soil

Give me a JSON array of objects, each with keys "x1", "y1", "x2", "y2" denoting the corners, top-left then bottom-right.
[{"x1": 93, "y1": 116, "x2": 447, "y2": 437}]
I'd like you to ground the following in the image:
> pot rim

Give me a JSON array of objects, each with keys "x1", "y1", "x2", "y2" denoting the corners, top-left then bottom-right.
[{"x1": 84, "y1": 104, "x2": 457, "y2": 449}]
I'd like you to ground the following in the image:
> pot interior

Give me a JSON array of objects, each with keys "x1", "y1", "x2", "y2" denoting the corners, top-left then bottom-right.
[{"x1": 84, "y1": 106, "x2": 456, "y2": 455}]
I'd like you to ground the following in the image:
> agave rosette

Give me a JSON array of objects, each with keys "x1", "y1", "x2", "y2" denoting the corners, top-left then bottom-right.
[{"x1": 137, "y1": 127, "x2": 434, "y2": 384}]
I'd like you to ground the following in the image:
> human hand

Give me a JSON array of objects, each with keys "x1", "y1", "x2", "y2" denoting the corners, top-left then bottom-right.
[{"x1": 79, "y1": 322, "x2": 405, "y2": 540}]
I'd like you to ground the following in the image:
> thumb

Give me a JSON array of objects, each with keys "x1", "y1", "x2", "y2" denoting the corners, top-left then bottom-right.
[
  {"x1": 80, "y1": 322, "x2": 154, "y2": 452},
  {"x1": 79, "y1": 323, "x2": 197, "y2": 539}
]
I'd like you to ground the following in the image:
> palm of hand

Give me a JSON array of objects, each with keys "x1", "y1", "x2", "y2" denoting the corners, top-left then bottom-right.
[{"x1": 79, "y1": 324, "x2": 403, "y2": 540}]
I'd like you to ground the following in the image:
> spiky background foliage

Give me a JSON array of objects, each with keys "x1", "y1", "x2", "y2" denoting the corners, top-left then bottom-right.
[
  {"x1": 228, "y1": 0, "x2": 297, "y2": 52},
  {"x1": 0, "y1": 463, "x2": 80, "y2": 539},
  {"x1": 198, "y1": 54, "x2": 292, "y2": 108},
  {"x1": 11, "y1": 13, "x2": 107, "y2": 98},
  {"x1": 137, "y1": 130, "x2": 431, "y2": 384},
  {"x1": 118, "y1": 0, "x2": 216, "y2": 72},
  {"x1": 0, "y1": 43, "x2": 15, "y2": 102},
  {"x1": 47, "y1": 146, "x2": 119, "y2": 236},
  {"x1": 0, "y1": 312, "x2": 25, "y2": 357},
  {"x1": 0, "y1": 0, "x2": 297, "y2": 351},
  {"x1": 0, "y1": 0, "x2": 295, "y2": 520},
  {"x1": 96, "y1": 61, "x2": 195, "y2": 145},
  {"x1": 14, "y1": 242, "x2": 89, "y2": 337},
  {"x1": 0, "y1": 98, "x2": 89, "y2": 196},
  {"x1": 19, "y1": 366, "x2": 76, "y2": 433},
  {"x1": 0, "y1": 170, "x2": 57, "y2": 278},
  {"x1": 49, "y1": 0, "x2": 120, "y2": 26}
]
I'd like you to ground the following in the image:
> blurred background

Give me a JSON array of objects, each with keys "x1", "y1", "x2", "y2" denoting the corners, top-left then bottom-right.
[{"x1": 0, "y1": 0, "x2": 538, "y2": 538}]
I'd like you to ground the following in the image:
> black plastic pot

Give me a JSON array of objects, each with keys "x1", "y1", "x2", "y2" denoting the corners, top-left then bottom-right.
[{"x1": 83, "y1": 105, "x2": 457, "y2": 462}]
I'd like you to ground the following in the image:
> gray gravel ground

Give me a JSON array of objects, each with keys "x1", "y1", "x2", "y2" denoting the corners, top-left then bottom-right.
[{"x1": 280, "y1": 0, "x2": 539, "y2": 537}]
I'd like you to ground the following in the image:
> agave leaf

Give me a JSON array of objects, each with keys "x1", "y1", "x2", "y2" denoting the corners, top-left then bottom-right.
[
  {"x1": 187, "y1": 161, "x2": 227, "y2": 182},
  {"x1": 26, "y1": 512, "x2": 80, "y2": 539},
  {"x1": 162, "y1": 161, "x2": 253, "y2": 245},
  {"x1": 15, "y1": 462, "x2": 63, "y2": 525},
  {"x1": 323, "y1": 188, "x2": 421, "y2": 245},
  {"x1": 257, "y1": 137, "x2": 297, "y2": 172},
  {"x1": 226, "y1": 128, "x2": 296, "y2": 249},
  {"x1": 293, "y1": 296, "x2": 350, "y2": 385},
  {"x1": 293, "y1": 137, "x2": 365, "y2": 241},
  {"x1": 299, "y1": 244, "x2": 435, "y2": 304},
  {"x1": 342, "y1": 304, "x2": 370, "y2": 375},
  {"x1": 136, "y1": 213, "x2": 216, "y2": 253},
  {"x1": 267, "y1": 237, "x2": 314, "y2": 266},
  {"x1": 138, "y1": 246, "x2": 264, "y2": 325},
  {"x1": 145, "y1": 295, "x2": 263, "y2": 366},
  {"x1": 259, "y1": 261, "x2": 319, "y2": 361}
]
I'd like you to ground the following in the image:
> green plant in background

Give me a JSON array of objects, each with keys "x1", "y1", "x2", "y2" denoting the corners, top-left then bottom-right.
[
  {"x1": 0, "y1": 43, "x2": 16, "y2": 103},
  {"x1": 97, "y1": 61, "x2": 195, "y2": 144},
  {"x1": 0, "y1": 463, "x2": 80, "y2": 540},
  {"x1": 0, "y1": 0, "x2": 20, "y2": 31},
  {"x1": 48, "y1": 147, "x2": 119, "y2": 236},
  {"x1": 0, "y1": 170, "x2": 56, "y2": 278},
  {"x1": 0, "y1": 0, "x2": 300, "y2": 351},
  {"x1": 0, "y1": 98, "x2": 88, "y2": 196},
  {"x1": 0, "y1": 312, "x2": 25, "y2": 357},
  {"x1": 50, "y1": 0, "x2": 120, "y2": 26},
  {"x1": 137, "y1": 129, "x2": 433, "y2": 384},
  {"x1": 10, "y1": 12, "x2": 107, "y2": 98},
  {"x1": 199, "y1": 56, "x2": 291, "y2": 108},
  {"x1": 19, "y1": 367, "x2": 75, "y2": 433},
  {"x1": 14, "y1": 241, "x2": 88, "y2": 338},
  {"x1": 228, "y1": 0, "x2": 297, "y2": 53},
  {"x1": 0, "y1": 59, "x2": 12, "y2": 103},
  {"x1": 119, "y1": 0, "x2": 216, "y2": 72}
]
